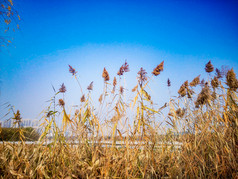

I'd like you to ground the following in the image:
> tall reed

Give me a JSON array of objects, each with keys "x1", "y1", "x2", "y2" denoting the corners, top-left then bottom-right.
[{"x1": 0, "y1": 61, "x2": 237, "y2": 178}]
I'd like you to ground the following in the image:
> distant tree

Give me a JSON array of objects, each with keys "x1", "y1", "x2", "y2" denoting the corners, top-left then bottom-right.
[
  {"x1": 0, "y1": 0, "x2": 20, "y2": 47},
  {"x1": 0, "y1": 127, "x2": 41, "y2": 141}
]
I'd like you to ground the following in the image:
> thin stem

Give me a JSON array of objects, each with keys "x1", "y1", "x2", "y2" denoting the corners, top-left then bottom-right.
[{"x1": 74, "y1": 75, "x2": 84, "y2": 95}]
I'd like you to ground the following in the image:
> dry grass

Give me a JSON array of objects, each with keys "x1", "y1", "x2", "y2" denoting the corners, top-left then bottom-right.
[{"x1": 0, "y1": 61, "x2": 237, "y2": 178}]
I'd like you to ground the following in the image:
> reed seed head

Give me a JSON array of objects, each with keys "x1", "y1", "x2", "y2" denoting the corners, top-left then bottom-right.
[
  {"x1": 178, "y1": 81, "x2": 193, "y2": 98},
  {"x1": 120, "y1": 86, "x2": 124, "y2": 94},
  {"x1": 59, "y1": 99, "x2": 65, "y2": 107},
  {"x1": 80, "y1": 95, "x2": 85, "y2": 102},
  {"x1": 195, "y1": 84, "x2": 211, "y2": 108},
  {"x1": 13, "y1": 110, "x2": 21, "y2": 121},
  {"x1": 69, "y1": 65, "x2": 77, "y2": 75},
  {"x1": 178, "y1": 84, "x2": 186, "y2": 97},
  {"x1": 117, "y1": 60, "x2": 130, "y2": 76},
  {"x1": 137, "y1": 67, "x2": 147, "y2": 87},
  {"x1": 123, "y1": 60, "x2": 130, "y2": 72},
  {"x1": 184, "y1": 80, "x2": 188, "y2": 87},
  {"x1": 113, "y1": 77, "x2": 117, "y2": 87},
  {"x1": 190, "y1": 75, "x2": 200, "y2": 87},
  {"x1": 215, "y1": 68, "x2": 222, "y2": 78},
  {"x1": 178, "y1": 81, "x2": 188, "y2": 97},
  {"x1": 99, "y1": 94, "x2": 103, "y2": 103},
  {"x1": 167, "y1": 78, "x2": 171, "y2": 87},
  {"x1": 59, "y1": 83, "x2": 66, "y2": 93},
  {"x1": 226, "y1": 68, "x2": 238, "y2": 91},
  {"x1": 132, "y1": 85, "x2": 138, "y2": 92},
  {"x1": 176, "y1": 108, "x2": 185, "y2": 118},
  {"x1": 87, "y1": 81, "x2": 93, "y2": 91},
  {"x1": 102, "y1": 67, "x2": 110, "y2": 81},
  {"x1": 117, "y1": 66, "x2": 124, "y2": 76},
  {"x1": 205, "y1": 61, "x2": 214, "y2": 73},
  {"x1": 168, "y1": 111, "x2": 175, "y2": 117},
  {"x1": 152, "y1": 61, "x2": 164, "y2": 76},
  {"x1": 211, "y1": 76, "x2": 219, "y2": 88}
]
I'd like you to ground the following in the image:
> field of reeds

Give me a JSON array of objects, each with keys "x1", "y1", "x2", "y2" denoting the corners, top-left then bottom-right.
[{"x1": 0, "y1": 61, "x2": 237, "y2": 178}]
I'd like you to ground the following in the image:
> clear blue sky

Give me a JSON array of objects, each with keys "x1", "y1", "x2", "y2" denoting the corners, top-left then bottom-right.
[{"x1": 0, "y1": 0, "x2": 238, "y2": 120}]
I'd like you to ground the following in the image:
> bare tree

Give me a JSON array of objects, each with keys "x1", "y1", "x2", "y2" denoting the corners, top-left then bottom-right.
[{"x1": 0, "y1": 0, "x2": 20, "y2": 47}]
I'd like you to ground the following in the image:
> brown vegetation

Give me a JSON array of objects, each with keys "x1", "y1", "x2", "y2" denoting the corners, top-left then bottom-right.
[{"x1": 0, "y1": 61, "x2": 237, "y2": 178}]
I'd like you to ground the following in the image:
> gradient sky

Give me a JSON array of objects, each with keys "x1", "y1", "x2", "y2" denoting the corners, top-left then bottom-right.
[{"x1": 0, "y1": 0, "x2": 238, "y2": 120}]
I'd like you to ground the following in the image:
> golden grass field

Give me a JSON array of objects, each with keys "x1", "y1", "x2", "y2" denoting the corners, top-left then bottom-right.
[{"x1": 0, "y1": 61, "x2": 237, "y2": 178}]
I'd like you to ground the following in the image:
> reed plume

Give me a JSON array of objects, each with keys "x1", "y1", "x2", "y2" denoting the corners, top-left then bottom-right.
[
  {"x1": 59, "y1": 99, "x2": 65, "y2": 107},
  {"x1": 80, "y1": 95, "x2": 85, "y2": 102},
  {"x1": 190, "y1": 75, "x2": 200, "y2": 87},
  {"x1": 99, "y1": 94, "x2": 103, "y2": 103},
  {"x1": 137, "y1": 67, "x2": 147, "y2": 87},
  {"x1": 132, "y1": 85, "x2": 138, "y2": 92},
  {"x1": 113, "y1": 77, "x2": 117, "y2": 87},
  {"x1": 178, "y1": 80, "x2": 194, "y2": 98},
  {"x1": 152, "y1": 61, "x2": 164, "y2": 76},
  {"x1": 87, "y1": 81, "x2": 93, "y2": 91},
  {"x1": 211, "y1": 76, "x2": 219, "y2": 88},
  {"x1": 120, "y1": 86, "x2": 124, "y2": 94},
  {"x1": 167, "y1": 78, "x2": 171, "y2": 87},
  {"x1": 117, "y1": 60, "x2": 130, "y2": 76},
  {"x1": 69, "y1": 65, "x2": 77, "y2": 75},
  {"x1": 195, "y1": 84, "x2": 211, "y2": 108},
  {"x1": 102, "y1": 67, "x2": 110, "y2": 81},
  {"x1": 123, "y1": 60, "x2": 129, "y2": 72},
  {"x1": 176, "y1": 108, "x2": 185, "y2": 118},
  {"x1": 178, "y1": 81, "x2": 188, "y2": 97},
  {"x1": 117, "y1": 66, "x2": 124, "y2": 76},
  {"x1": 59, "y1": 83, "x2": 66, "y2": 93},
  {"x1": 205, "y1": 60, "x2": 214, "y2": 73},
  {"x1": 178, "y1": 84, "x2": 186, "y2": 97},
  {"x1": 226, "y1": 68, "x2": 238, "y2": 91},
  {"x1": 215, "y1": 68, "x2": 222, "y2": 78},
  {"x1": 13, "y1": 110, "x2": 21, "y2": 121}
]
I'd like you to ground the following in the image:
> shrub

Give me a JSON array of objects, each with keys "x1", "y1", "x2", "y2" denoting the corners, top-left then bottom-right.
[{"x1": 0, "y1": 127, "x2": 40, "y2": 141}]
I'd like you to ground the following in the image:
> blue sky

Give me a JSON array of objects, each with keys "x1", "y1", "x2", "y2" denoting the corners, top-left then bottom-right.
[{"x1": 0, "y1": 0, "x2": 238, "y2": 120}]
